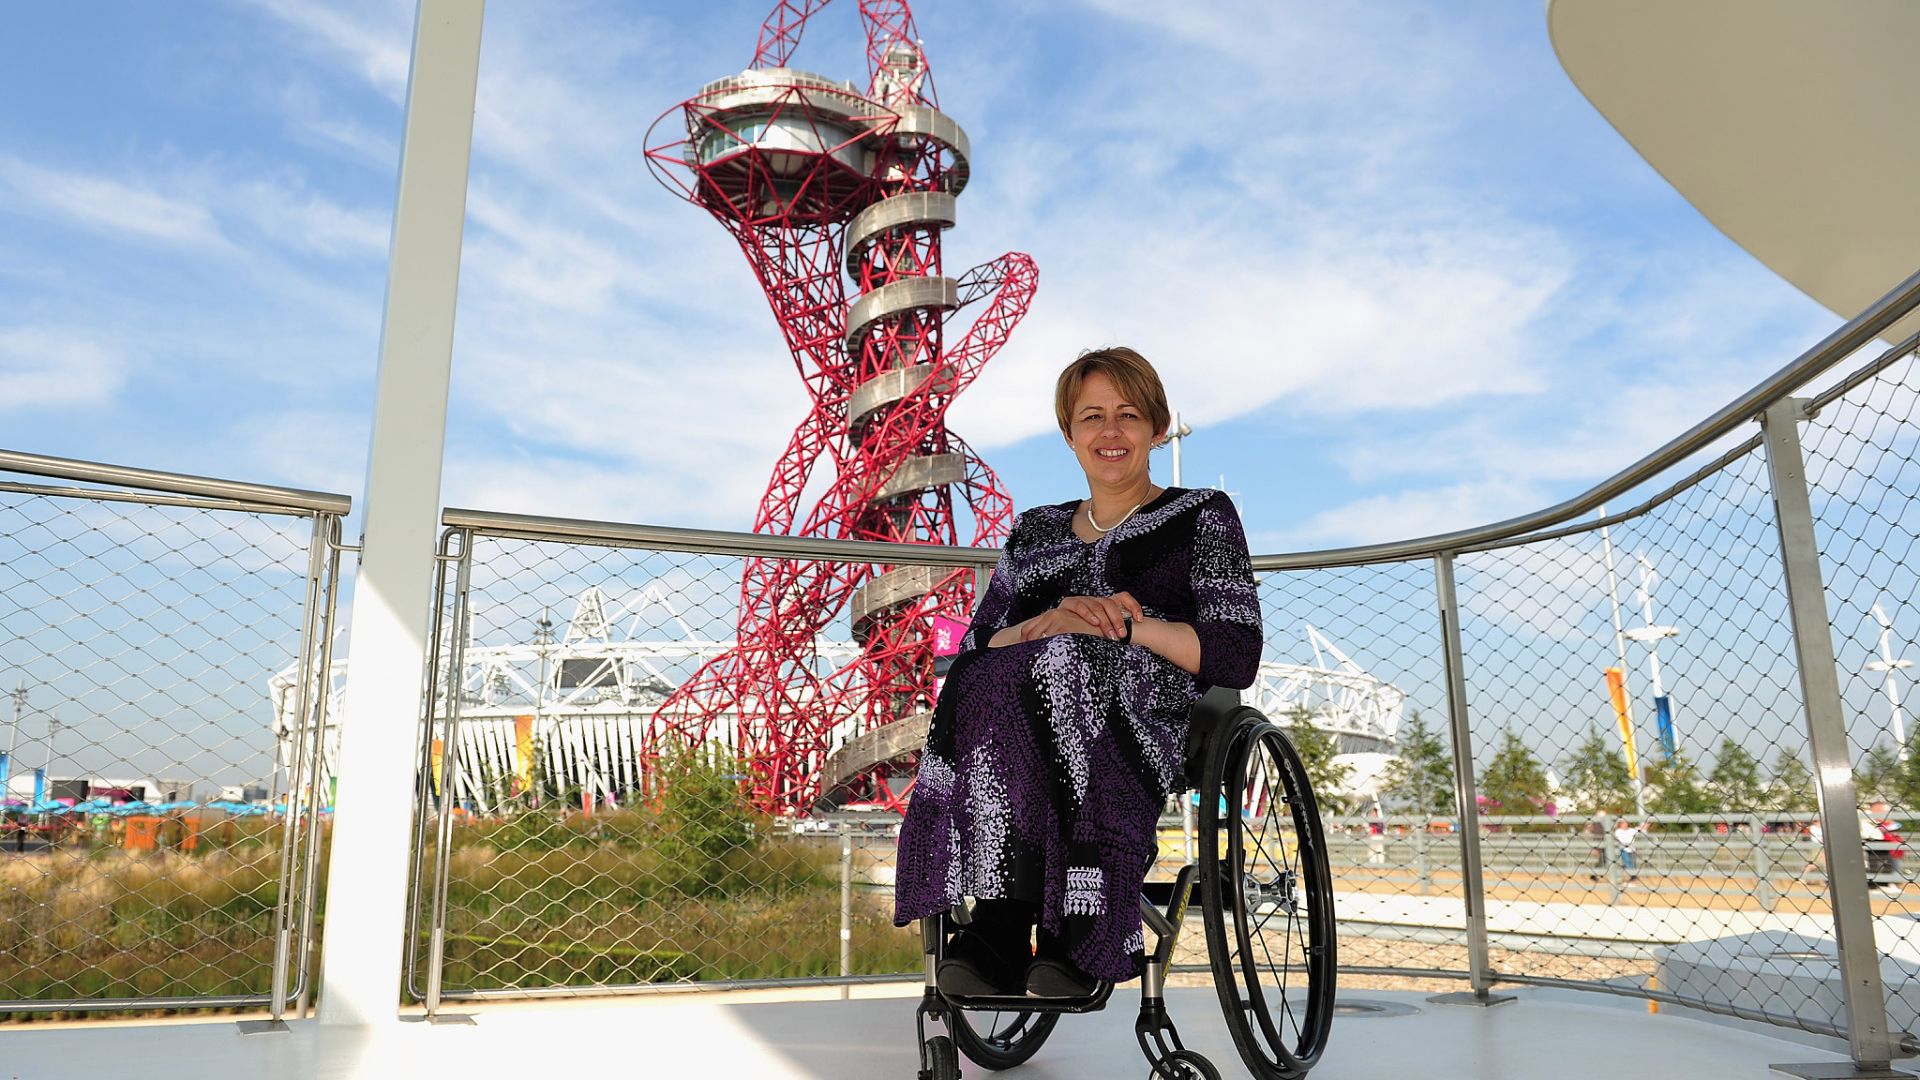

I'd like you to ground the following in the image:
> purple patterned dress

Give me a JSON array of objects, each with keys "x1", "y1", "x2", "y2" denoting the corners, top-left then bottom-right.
[{"x1": 893, "y1": 487, "x2": 1262, "y2": 981}]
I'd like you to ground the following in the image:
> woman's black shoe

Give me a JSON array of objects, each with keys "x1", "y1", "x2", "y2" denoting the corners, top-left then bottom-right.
[
  {"x1": 937, "y1": 931, "x2": 1027, "y2": 997},
  {"x1": 1024, "y1": 957, "x2": 1099, "y2": 998}
]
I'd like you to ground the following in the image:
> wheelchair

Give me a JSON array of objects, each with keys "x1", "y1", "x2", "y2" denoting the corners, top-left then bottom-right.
[{"x1": 914, "y1": 689, "x2": 1338, "y2": 1080}]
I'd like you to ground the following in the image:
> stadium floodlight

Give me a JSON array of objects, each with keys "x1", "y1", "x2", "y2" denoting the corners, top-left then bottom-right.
[{"x1": 1866, "y1": 602, "x2": 1913, "y2": 759}]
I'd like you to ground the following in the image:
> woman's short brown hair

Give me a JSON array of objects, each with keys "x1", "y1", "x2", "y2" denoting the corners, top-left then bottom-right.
[{"x1": 1054, "y1": 346, "x2": 1172, "y2": 438}]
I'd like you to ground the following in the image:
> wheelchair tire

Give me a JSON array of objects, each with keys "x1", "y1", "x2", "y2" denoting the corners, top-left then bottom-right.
[
  {"x1": 922, "y1": 1033, "x2": 960, "y2": 1080},
  {"x1": 949, "y1": 1005, "x2": 1059, "y2": 1071},
  {"x1": 1199, "y1": 714, "x2": 1337, "y2": 1079}
]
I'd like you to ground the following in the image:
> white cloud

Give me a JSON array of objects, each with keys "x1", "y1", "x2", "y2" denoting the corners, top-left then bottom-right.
[
  {"x1": 0, "y1": 328, "x2": 125, "y2": 411},
  {"x1": 231, "y1": 408, "x2": 372, "y2": 496},
  {"x1": 1272, "y1": 478, "x2": 1552, "y2": 553},
  {"x1": 239, "y1": 0, "x2": 412, "y2": 101},
  {"x1": 0, "y1": 157, "x2": 230, "y2": 251},
  {"x1": 227, "y1": 179, "x2": 391, "y2": 259}
]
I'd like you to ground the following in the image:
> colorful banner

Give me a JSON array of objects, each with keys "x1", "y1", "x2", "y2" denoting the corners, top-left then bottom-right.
[
  {"x1": 31, "y1": 767, "x2": 46, "y2": 807},
  {"x1": 1653, "y1": 695, "x2": 1677, "y2": 763},
  {"x1": 0, "y1": 751, "x2": 9, "y2": 801},
  {"x1": 930, "y1": 615, "x2": 968, "y2": 656},
  {"x1": 1604, "y1": 667, "x2": 1639, "y2": 779},
  {"x1": 430, "y1": 739, "x2": 445, "y2": 797},
  {"x1": 513, "y1": 715, "x2": 535, "y2": 797}
]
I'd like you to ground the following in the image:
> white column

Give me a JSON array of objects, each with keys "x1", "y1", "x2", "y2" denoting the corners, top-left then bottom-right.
[{"x1": 318, "y1": 0, "x2": 485, "y2": 1028}]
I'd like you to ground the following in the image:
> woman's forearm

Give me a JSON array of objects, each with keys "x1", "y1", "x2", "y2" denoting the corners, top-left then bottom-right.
[
  {"x1": 1130, "y1": 616, "x2": 1201, "y2": 675},
  {"x1": 987, "y1": 624, "x2": 1026, "y2": 648}
]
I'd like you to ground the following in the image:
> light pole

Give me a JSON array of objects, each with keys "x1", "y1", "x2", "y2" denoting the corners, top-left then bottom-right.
[
  {"x1": 4, "y1": 684, "x2": 23, "y2": 801},
  {"x1": 1866, "y1": 602, "x2": 1912, "y2": 761},
  {"x1": 1597, "y1": 507, "x2": 1648, "y2": 822},
  {"x1": 1164, "y1": 410, "x2": 1195, "y2": 862},
  {"x1": 1166, "y1": 409, "x2": 1194, "y2": 487},
  {"x1": 1623, "y1": 554, "x2": 1680, "y2": 764},
  {"x1": 533, "y1": 606, "x2": 554, "y2": 800}
]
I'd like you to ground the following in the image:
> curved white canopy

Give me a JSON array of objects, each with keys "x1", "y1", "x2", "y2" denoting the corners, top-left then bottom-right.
[{"x1": 1549, "y1": 0, "x2": 1920, "y2": 341}]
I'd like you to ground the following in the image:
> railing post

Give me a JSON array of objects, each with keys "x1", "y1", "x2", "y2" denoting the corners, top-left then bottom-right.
[
  {"x1": 1761, "y1": 396, "x2": 1909, "y2": 1078},
  {"x1": 294, "y1": 518, "x2": 346, "y2": 1019},
  {"x1": 1604, "y1": 812, "x2": 1622, "y2": 904},
  {"x1": 1415, "y1": 817, "x2": 1431, "y2": 895},
  {"x1": 242, "y1": 512, "x2": 331, "y2": 1034},
  {"x1": 1752, "y1": 813, "x2": 1777, "y2": 911},
  {"x1": 424, "y1": 531, "x2": 476, "y2": 1023},
  {"x1": 839, "y1": 821, "x2": 854, "y2": 1000},
  {"x1": 1429, "y1": 552, "x2": 1513, "y2": 1007}
]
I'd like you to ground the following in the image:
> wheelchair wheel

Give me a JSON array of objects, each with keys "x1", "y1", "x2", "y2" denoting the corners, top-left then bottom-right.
[
  {"x1": 921, "y1": 1033, "x2": 960, "y2": 1080},
  {"x1": 949, "y1": 1005, "x2": 1058, "y2": 1070},
  {"x1": 1151, "y1": 1048, "x2": 1223, "y2": 1080},
  {"x1": 1199, "y1": 715, "x2": 1337, "y2": 1079}
]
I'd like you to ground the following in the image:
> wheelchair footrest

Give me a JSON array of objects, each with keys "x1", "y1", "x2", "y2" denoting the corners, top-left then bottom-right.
[{"x1": 941, "y1": 982, "x2": 1114, "y2": 1014}]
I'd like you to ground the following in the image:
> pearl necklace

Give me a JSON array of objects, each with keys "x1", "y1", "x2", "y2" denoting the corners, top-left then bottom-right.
[{"x1": 1086, "y1": 498, "x2": 1145, "y2": 533}]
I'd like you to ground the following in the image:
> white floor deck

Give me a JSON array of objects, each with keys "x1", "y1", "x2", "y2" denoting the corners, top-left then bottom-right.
[{"x1": 0, "y1": 985, "x2": 1885, "y2": 1080}]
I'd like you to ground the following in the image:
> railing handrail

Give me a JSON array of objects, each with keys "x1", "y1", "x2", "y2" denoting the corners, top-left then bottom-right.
[
  {"x1": 453, "y1": 266, "x2": 1920, "y2": 575},
  {"x1": 1248, "y1": 264, "x2": 1920, "y2": 571},
  {"x1": 0, "y1": 447, "x2": 352, "y2": 516},
  {"x1": 440, "y1": 506, "x2": 1002, "y2": 567}
]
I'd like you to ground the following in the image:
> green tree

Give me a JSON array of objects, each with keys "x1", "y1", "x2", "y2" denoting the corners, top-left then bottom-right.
[
  {"x1": 1708, "y1": 739, "x2": 1767, "y2": 813},
  {"x1": 1859, "y1": 744, "x2": 1901, "y2": 803},
  {"x1": 1381, "y1": 710, "x2": 1455, "y2": 816},
  {"x1": 1561, "y1": 727, "x2": 1634, "y2": 815},
  {"x1": 1769, "y1": 748, "x2": 1817, "y2": 813},
  {"x1": 1896, "y1": 738, "x2": 1920, "y2": 809},
  {"x1": 1647, "y1": 750, "x2": 1715, "y2": 818},
  {"x1": 1480, "y1": 728, "x2": 1551, "y2": 815},
  {"x1": 655, "y1": 747, "x2": 761, "y2": 894},
  {"x1": 1284, "y1": 706, "x2": 1352, "y2": 810}
]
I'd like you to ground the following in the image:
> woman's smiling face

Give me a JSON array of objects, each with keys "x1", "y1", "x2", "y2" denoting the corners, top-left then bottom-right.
[{"x1": 1068, "y1": 371, "x2": 1159, "y2": 491}]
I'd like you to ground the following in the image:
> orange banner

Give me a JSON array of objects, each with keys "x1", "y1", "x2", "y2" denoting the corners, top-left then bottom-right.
[
  {"x1": 1604, "y1": 666, "x2": 1639, "y2": 779},
  {"x1": 430, "y1": 739, "x2": 445, "y2": 797},
  {"x1": 513, "y1": 715, "x2": 535, "y2": 797}
]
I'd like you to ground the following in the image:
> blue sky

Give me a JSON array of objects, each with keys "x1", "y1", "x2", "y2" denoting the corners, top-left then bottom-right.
[{"x1": 0, "y1": 0, "x2": 1844, "y2": 554}]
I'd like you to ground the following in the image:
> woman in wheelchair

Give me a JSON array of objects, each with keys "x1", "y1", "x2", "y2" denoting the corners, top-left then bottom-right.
[{"x1": 893, "y1": 346, "x2": 1261, "y2": 1000}]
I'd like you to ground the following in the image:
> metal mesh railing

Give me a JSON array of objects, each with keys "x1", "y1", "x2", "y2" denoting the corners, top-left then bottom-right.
[
  {"x1": 1800, "y1": 347, "x2": 1920, "y2": 1037},
  {"x1": 1448, "y1": 446, "x2": 1840, "y2": 1029},
  {"x1": 0, "y1": 451, "x2": 346, "y2": 1017},
  {"x1": 3, "y1": 271, "x2": 1903, "y2": 1065},
  {"x1": 401, "y1": 325, "x2": 1920, "y2": 1061},
  {"x1": 1251, "y1": 560, "x2": 1468, "y2": 983},
  {"x1": 407, "y1": 524, "x2": 985, "y2": 1003}
]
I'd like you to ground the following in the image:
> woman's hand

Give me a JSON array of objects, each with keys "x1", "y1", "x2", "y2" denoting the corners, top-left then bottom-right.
[
  {"x1": 987, "y1": 593, "x2": 1146, "y2": 646},
  {"x1": 1053, "y1": 593, "x2": 1143, "y2": 640}
]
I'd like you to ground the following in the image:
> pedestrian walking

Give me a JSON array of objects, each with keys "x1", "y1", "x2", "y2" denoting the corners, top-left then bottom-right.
[
  {"x1": 1801, "y1": 818, "x2": 1825, "y2": 882},
  {"x1": 1865, "y1": 800, "x2": 1904, "y2": 897},
  {"x1": 1614, "y1": 819, "x2": 1640, "y2": 880},
  {"x1": 1366, "y1": 801, "x2": 1386, "y2": 866}
]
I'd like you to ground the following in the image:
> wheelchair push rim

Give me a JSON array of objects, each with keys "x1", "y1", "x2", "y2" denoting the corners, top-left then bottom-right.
[{"x1": 1200, "y1": 714, "x2": 1338, "y2": 1079}]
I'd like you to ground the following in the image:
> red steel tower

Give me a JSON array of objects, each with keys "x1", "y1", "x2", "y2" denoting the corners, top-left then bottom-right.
[{"x1": 645, "y1": 1, "x2": 1035, "y2": 812}]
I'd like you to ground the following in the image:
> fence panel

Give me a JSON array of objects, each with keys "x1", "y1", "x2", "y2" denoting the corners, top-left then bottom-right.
[
  {"x1": 1800, "y1": 347, "x2": 1920, "y2": 1035},
  {"x1": 412, "y1": 530, "x2": 947, "y2": 999},
  {"x1": 1252, "y1": 559, "x2": 1469, "y2": 984},
  {"x1": 0, "y1": 461, "x2": 342, "y2": 1015},
  {"x1": 1451, "y1": 441, "x2": 1856, "y2": 1032}
]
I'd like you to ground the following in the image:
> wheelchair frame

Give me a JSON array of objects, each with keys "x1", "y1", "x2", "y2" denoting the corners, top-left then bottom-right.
[{"x1": 912, "y1": 691, "x2": 1337, "y2": 1080}]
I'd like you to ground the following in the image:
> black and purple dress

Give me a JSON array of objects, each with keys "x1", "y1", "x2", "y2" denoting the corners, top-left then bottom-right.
[{"x1": 892, "y1": 487, "x2": 1262, "y2": 981}]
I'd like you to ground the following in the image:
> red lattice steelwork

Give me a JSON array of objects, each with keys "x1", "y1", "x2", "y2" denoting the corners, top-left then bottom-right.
[{"x1": 644, "y1": 0, "x2": 1035, "y2": 813}]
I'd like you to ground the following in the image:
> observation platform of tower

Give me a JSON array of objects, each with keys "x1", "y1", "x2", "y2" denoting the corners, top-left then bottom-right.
[{"x1": 8, "y1": 1, "x2": 1920, "y2": 1079}]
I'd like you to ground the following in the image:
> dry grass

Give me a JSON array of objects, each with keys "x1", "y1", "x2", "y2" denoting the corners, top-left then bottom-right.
[{"x1": 0, "y1": 843, "x2": 285, "y2": 1018}]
